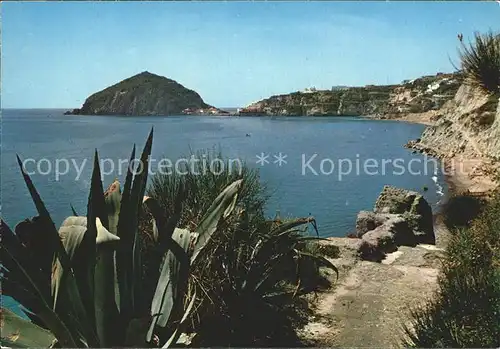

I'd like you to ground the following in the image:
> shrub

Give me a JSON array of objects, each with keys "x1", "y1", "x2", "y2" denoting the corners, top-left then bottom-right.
[
  {"x1": 404, "y1": 192, "x2": 500, "y2": 347},
  {"x1": 141, "y1": 150, "x2": 336, "y2": 346},
  {"x1": 441, "y1": 192, "x2": 487, "y2": 230},
  {"x1": 458, "y1": 31, "x2": 500, "y2": 95}
]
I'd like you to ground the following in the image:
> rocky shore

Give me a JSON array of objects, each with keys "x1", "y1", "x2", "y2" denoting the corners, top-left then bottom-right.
[
  {"x1": 299, "y1": 82, "x2": 499, "y2": 347},
  {"x1": 299, "y1": 185, "x2": 445, "y2": 347},
  {"x1": 404, "y1": 84, "x2": 499, "y2": 194}
]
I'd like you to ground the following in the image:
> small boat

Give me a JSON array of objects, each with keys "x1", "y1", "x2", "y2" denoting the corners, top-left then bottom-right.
[{"x1": 246, "y1": 133, "x2": 251, "y2": 137}]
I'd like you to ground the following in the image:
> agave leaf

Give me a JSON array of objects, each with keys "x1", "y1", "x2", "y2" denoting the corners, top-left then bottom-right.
[
  {"x1": 116, "y1": 144, "x2": 136, "y2": 241},
  {"x1": 1, "y1": 221, "x2": 78, "y2": 347},
  {"x1": 70, "y1": 205, "x2": 78, "y2": 217},
  {"x1": 162, "y1": 289, "x2": 197, "y2": 348},
  {"x1": 0, "y1": 307, "x2": 56, "y2": 348},
  {"x1": 114, "y1": 144, "x2": 136, "y2": 315},
  {"x1": 52, "y1": 217, "x2": 111, "y2": 347},
  {"x1": 115, "y1": 128, "x2": 153, "y2": 319},
  {"x1": 123, "y1": 317, "x2": 151, "y2": 347},
  {"x1": 296, "y1": 250, "x2": 339, "y2": 281},
  {"x1": 190, "y1": 179, "x2": 243, "y2": 263},
  {"x1": 104, "y1": 180, "x2": 121, "y2": 236},
  {"x1": 129, "y1": 128, "x2": 153, "y2": 310},
  {"x1": 16, "y1": 155, "x2": 71, "y2": 271},
  {"x1": 2, "y1": 220, "x2": 50, "y2": 300},
  {"x1": 269, "y1": 217, "x2": 316, "y2": 237},
  {"x1": 88, "y1": 150, "x2": 109, "y2": 230},
  {"x1": 93, "y1": 221, "x2": 121, "y2": 346},
  {"x1": 147, "y1": 228, "x2": 191, "y2": 343}
]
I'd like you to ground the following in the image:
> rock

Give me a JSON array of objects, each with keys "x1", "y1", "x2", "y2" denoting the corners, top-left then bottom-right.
[
  {"x1": 355, "y1": 211, "x2": 390, "y2": 237},
  {"x1": 408, "y1": 196, "x2": 435, "y2": 244},
  {"x1": 357, "y1": 239, "x2": 386, "y2": 262},
  {"x1": 374, "y1": 186, "x2": 434, "y2": 244},
  {"x1": 361, "y1": 216, "x2": 415, "y2": 256},
  {"x1": 64, "y1": 108, "x2": 81, "y2": 115},
  {"x1": 374, "y1": 186, "x2": 417, "y2": 214},
  {"x1": 356, "y1": 211, "x2": 399, "y2": 238}
]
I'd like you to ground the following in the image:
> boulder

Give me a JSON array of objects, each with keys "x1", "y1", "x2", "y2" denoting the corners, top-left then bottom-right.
[
  {"x1": 409, "y1": 196, "x2": 434, "y2": 243},
  {"x1": 362, "y1": 227, "x2": 397, "y2": 255},
  {"x1": 374, "y1": 186, "x2": 417, "y2": 214},
  {"x1": 374, "y1": 186, "x2": 434, "y2": 244},
  {"x1": 355, "y1": 211, "x2": 391, "y2": 237},
  {"x1": 356, "y1": 215, "x2": 419, "y2": 262},
  {"x1": 357, "y1": 239, "x2": 386, "y2": 262},
  {"x1": 362, "y1": 216, "x2": 415, "y2": 250}
]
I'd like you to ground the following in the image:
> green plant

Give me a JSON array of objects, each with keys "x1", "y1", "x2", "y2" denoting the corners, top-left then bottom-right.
[
  {"x1": 190, "y1": 216, "x2": 337, "y2": 346},
  {"x1": 442, "y1": 192, "x2": 486, "y2": 230},
  {"x1": 0, "y1": 130, "x2": 243, "y2": 347},
  {"x1": 403, "y1": 192, "x2": 500, "y2": 347},
  {"x1": 458, "y1": 31, "x2": 500, "y2": 95},
  {"x1": 142, "y1": 151, "x2": 337, "y2": 346}
]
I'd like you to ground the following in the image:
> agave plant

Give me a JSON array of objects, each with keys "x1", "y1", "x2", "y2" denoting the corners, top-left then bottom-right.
[
  {"x1": 458, "y1": 31, "x2": 500, "y2": 95},
  {"x1": 141, "y1": 151, "x2": 339, "y2": 346},
  {"x1": 0, "y1": 129, "x2": 243, "y2": 348}
]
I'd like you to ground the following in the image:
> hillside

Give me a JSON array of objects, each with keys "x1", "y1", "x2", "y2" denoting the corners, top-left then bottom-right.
[
  {"x1": 406, "y1": 85, "x2": 499, "y2": 192},
  {"x1": 67, "y1": 71, "x2": 216, "y2": 116},
  {"x1": 239, "y1": 72, "x2": 463, "y2": 117}
]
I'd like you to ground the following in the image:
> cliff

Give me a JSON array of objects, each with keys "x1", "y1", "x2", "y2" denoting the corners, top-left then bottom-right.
[
  {"x1": 239, "y1": 72, "x2": 462, "y2": 117},
  {"x1": 406, "y1": 85, "x2": 499, "y2": 192},
  {"x1": 410, "y1": 86, "x2": 500, "y2": 160},
  {"x1": 67, "y1": 71, "x2": 215, "y2": 116}
]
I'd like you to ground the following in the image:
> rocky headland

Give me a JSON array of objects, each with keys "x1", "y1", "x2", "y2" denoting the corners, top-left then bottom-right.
[
  {"x1": 239, "y1": 72, "x2": 462, "y2": 119},
  {"x1": 66, "y1": 71, "x2": 228, "y2": 116}
]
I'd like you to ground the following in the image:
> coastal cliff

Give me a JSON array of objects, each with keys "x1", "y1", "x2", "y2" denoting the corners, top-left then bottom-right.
[
  {"x1": 240, "y1": 72, "x2": 462, "y2": 117},
  {"x1": 409, "y1": 85, "x2": 500, "y2": 159},
  {"x1": 407, "y1": 85, "x2": 499, "y2": 192},
  {"x1": 67, "y1": 71, "x2": 220, "y2": 116}
]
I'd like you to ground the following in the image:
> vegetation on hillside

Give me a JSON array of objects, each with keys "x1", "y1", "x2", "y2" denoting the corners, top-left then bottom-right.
[
  {"x1": 459, "y1": 31, "x2": 500, "y2": 95},
  {"x1": 241, "y1": 72, "x2": 462, "y2": 117},
  {"x1": 403, "y1": 192, "x2": 500, "y2": 347},
  {"x1": 75, "y1": 71, "x2": 210, "y2": 116}
]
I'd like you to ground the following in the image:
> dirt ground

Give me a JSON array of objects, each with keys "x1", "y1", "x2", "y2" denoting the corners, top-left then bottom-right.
[{"x1": 298, "y1": 239, "x2": 445, "y2": 347}]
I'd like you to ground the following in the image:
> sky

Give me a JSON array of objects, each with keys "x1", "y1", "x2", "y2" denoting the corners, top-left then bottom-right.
[{"x1": 2, "y1": 1, "x2": 499, "y2": 109}]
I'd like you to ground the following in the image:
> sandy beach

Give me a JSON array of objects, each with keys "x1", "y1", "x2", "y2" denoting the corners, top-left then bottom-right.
[{"x1": 443, "y1": 156, "x2": 498, "y2": 195}]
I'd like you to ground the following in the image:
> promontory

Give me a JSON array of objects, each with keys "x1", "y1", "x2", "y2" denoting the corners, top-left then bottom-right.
[{"x1": 66, "y1": 71, "x2": 223, "y2": 116}]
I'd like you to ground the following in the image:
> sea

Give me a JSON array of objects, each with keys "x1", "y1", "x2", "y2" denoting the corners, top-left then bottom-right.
[
  {"x1": 1, "y1": 108, "x2": 449, "y2": 315},
  {"x1": 2, "y1": 108, "x2": 447, "y2": 237}
]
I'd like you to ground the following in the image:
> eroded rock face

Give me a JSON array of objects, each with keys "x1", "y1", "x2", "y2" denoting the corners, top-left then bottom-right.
[
  {"x1": 353, "y1": 186, "x2": 435, "y2": 261},
  {"x1": 409, "y1": 85, "x2": 500, "y2": 160},
  {"x1": 355, "y1": 211, "x2": 390, "y2": 237},
  {"x1": 374, "y1": 186, "x2": 434, "y2": 243},
  {"x1": 360, "y1": 216, "x2": 416, "y2": 256}
]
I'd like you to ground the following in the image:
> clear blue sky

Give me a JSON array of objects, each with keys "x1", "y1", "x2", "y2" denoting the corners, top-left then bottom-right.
[{"x1": 2, "y1": 1, "x2": 499, "y2": 109}]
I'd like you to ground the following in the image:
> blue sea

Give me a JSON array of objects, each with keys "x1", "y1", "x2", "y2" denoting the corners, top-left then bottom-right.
[
  {"x1": 2, "y1": 108, "x2": 447, "y2": 237},
  {"x1": 1, "y1": 108, "x2": 449, "y2": 315}
]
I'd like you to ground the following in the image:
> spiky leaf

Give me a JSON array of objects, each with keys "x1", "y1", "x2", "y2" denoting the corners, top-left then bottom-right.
[
  {"x1": 0, "y1": 307, "x2": 56, "y2": 348},
  {"x1": 190, "y1": 179, "x2": 242, "y2": 263},
  {"x1": 147, "y1": 228, "x2": 191, "y2": 342}
]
